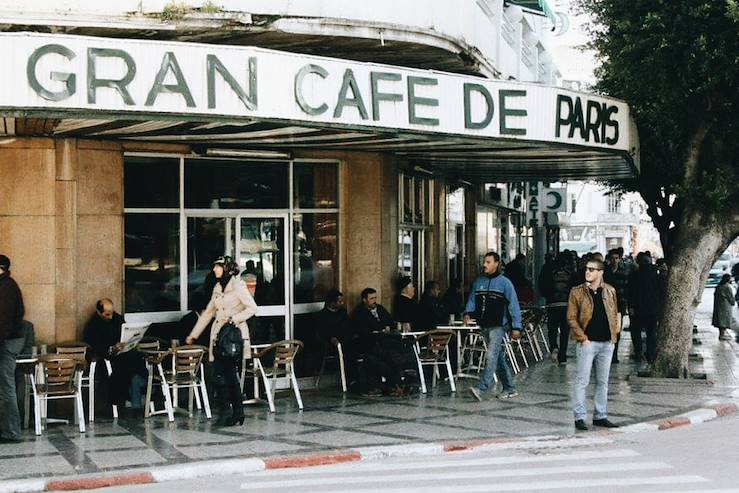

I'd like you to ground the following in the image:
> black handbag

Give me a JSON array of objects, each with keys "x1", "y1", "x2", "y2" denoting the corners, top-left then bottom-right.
[{"x1": 214, "y1": 322, "x2": 244, "y2": 359}]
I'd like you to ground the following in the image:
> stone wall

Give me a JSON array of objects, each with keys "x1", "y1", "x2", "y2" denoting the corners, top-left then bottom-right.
[{"x1": 0, "y1": 137, "x2": 123, "y2": 344}]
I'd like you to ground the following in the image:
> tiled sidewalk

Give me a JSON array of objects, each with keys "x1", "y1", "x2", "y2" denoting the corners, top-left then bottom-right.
[{"x1": 1, "y1": 315, "x2": 737, "y2": 483}]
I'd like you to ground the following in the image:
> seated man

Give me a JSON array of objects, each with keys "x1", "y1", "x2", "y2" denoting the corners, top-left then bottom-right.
[
  {"x1": 392, "y1": 277, "x2": 422, "y2": 331},
  {"x1": 83, "y1": 298, "x2": 147, "y2": 415},
  {"x1": 348, "y1": 288, "x2": 401, "y2": 395},
  {"x1": 315, "y1": 289, "x2": 351, "y2": 379},
  {"x1": 316, "y1": 289, "x2": 350, "y2": 351},
  {"x1": 419, "y1": 280, "x2": 448, "y2": 330}
]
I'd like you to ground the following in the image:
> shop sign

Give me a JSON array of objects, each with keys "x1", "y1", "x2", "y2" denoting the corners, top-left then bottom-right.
[{"x1": 0, "y1": 33, "x2": 631, "y2": 152}]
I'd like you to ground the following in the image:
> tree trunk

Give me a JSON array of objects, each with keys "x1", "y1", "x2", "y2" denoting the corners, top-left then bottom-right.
[{"x1": 653, "y1": 208, "x2": 733, "y2": 378}]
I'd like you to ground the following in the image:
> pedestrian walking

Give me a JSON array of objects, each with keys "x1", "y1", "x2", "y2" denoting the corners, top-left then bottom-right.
[
  {"x1": 465, "y1": 252, "x2": 522, "y2": 401},
  {"x1": 713, "y1": 274, "x2": 735, "y2": 341},
  {"x1": 539, "y1": 252, "x2": 574, "y2": 365},
  {"x1": 187, "y1": 256, "x2": 257, "y2": 427},
  {"x1": 0, "y1": 255, "x2": 25, "y2": 442},
  {"x1": 568, "y1": 258, "x2": 621, "y2": 431}
]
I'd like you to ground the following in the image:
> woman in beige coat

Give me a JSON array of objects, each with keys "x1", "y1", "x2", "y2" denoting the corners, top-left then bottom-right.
[{"x1": 186, "y1": 256, "x2": 257, "y2": 426}]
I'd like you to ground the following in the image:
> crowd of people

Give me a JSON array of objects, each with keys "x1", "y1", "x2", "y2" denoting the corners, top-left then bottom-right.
[{"x1": 0, "y1": 245, "x2": 736, "y2": 439}]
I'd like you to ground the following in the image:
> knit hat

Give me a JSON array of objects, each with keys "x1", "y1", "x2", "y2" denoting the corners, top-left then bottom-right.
[
  {"x1": 395, "y1": 276, "x2": 412, "y2": 292},
  {"x1": 0, "y1": 255, "x2": 10, "y2": 271}
]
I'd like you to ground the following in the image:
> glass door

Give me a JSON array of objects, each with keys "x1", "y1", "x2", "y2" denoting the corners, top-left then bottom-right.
[
  {"x1": 236, "y1": 215, "x2": 289, "y2": 345},
  {"x1": 185, "y1": 214, "x2": 290, "y2": 346}
]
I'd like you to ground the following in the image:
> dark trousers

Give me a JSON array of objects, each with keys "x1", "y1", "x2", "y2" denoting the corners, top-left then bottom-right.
[
  {"x1": 0, "y1": 338, "x2": 23, "y2": 440},
  {"x1": 547, "y1": 306, "x2": 569, "y2": 363},
  {"x1": 109, "y1": 351, "x2": 148, "y2": 406},
  {"x1": 211, "y1": 355, "x2": 243, "y2": 417},
  {"x1": 631, "y1": 313, "x2": 658, "y2": 363},
  {"x1": 358, "y1": 354, "x2": 400, "y2": 392}
]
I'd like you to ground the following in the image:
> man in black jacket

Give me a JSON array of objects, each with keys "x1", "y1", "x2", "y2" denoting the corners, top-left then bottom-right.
[
  {"x1": 83, "y1": 299, "x2": 147, "y2": 413},
  {"x1": 0, "y1": 255, "x2": 25, "y2": 442},
  {"x1": 604, "y1": 249, "x2": 630, "y2": 364},
  {"x1": 348, "y1": 288, "x2": 397, "y2": 394},
  {"x1": 628, "y1": 253, "x2": 662, "y2": 367}
]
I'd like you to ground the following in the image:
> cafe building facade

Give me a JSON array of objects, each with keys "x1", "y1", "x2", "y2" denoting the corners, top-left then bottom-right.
[{"x1": 0, "y1": 1, "x2": 638, "y2": 378}]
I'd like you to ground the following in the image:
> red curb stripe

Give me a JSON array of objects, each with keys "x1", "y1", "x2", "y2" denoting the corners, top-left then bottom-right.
[
  {"x1": 264, "y1": 452, "x2": 361, "y2": 470},
  {"x1": 46, "y1": 472, "x2": 154, "y2": 491},
  {"x1": 657, "y1": 417, "x2": 690, "y2": 430},
  {"x1": 712, "y1": 403, "x2": 738, "y2": 417},
  {"x1": 444, "y1": 438, "x2": 512, "y2": 452}
]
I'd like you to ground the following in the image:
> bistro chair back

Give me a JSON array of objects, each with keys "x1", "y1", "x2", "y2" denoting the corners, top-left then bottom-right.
[
  {"x1": 30, "y1": 356, "x2": 85, "y2": 435},
  {"x1": 55, "y1": 342, "x2": 96, "y2": 423},
  {"x1": 166, "y1": 346, "x2": 211, "y2": 418},
  {"x1": 413, "y1": 329, "x2": 456, "y2": 394},
  {"x1": 250, "y1": 339, "x2": 304, "y2": 413}
]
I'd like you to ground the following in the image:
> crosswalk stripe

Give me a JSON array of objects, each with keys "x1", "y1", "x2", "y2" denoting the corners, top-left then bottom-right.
[
  {"x1": 242, "y1": 449, "x2": 640, "y2": 480},
  {"x1": 240, "y1": 461, "x2": 671, "y2": 488},
  {"x1": 245, "y1": 475, "x2": 708, "y2": 493}
]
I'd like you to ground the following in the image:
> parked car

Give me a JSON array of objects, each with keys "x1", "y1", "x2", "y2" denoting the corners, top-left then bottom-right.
[{"x1": 706, "y1": 253, "x2": 735, "y2": 287}]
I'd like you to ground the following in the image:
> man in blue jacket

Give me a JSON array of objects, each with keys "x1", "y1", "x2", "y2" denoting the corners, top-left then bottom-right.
[{"x1": 465, "y1": 251, "x2": 522, "y2": 401}]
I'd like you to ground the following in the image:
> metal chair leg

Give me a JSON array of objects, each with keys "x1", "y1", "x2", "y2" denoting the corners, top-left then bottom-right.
[
  {"x1": 289, "y1": 364, "x2": 304, "y2": 410},
  {"x1": 413, "y1": 343, "x2": 427, "y2": 394},
  {"x1": 336, "y1": 343, "x2": 347, "y2": 393}
]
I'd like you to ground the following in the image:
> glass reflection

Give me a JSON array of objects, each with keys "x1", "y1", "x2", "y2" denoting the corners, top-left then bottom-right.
[
  {"x1": 293, "y1": 213, "x2": 338, "y2": 303},
  {"x1": 124, "y1": 214, "x2": 180, "y2": 312}
]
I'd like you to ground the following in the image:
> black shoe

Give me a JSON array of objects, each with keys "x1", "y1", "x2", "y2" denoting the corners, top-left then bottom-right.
[
  {"x1": 574, "y1": 419, "x2": 588, "y2": 431},
  {"x1": 592, "y1": 418, "x2": 619, "y2": 428},
  {"x1": 223, "y1": 414, "x2": 245, "y2": 427},
  {"x1": 0, "y1": 436, "x2": 22, "y2": 444}
]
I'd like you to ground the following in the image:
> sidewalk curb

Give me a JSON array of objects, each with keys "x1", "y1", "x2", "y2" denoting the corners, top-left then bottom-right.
[{"x1": 1, "y1": 402, "x2": 735, "y2": 493}]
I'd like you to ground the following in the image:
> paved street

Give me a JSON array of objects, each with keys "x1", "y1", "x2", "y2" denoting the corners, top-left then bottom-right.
[
  {"x1": 95, "y1": 412, "x2": 739, "y2": 492},
  {"x1": 0, "y1": 288, "x2": 736, "y2": 487}
]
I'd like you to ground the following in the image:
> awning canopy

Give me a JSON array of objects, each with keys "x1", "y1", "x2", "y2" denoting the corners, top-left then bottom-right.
[
  {"x1": 0, "y1": 32, "x2": 638, "y2": 182},
  {"x1": 506, "y1": 0, "x2": 558, "y2": 23}
]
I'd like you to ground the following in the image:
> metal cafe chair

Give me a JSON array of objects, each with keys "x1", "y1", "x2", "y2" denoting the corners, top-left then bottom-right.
[
  {"x1": 460, "y1": 331, "x2": 488, "y2": 374},
  {"x1": 30, "y1": 355, "x2": 85, "y2": 436},
  {"x1": 412, "y1": 329, "x2": 456, "y2": 394},
  {"x1": 315, "y1": 341, "x2": 348, "y2": 393},
  {"x1": 141, "y1": 348, "x2": 175, "y2": 422},
  {"x1": 165, "y1": 345, "x2": 211, "y2": 418},
  {"x1": 247, "y1": 339, "x2": 304, "y2": 413},
  {"x1": 55, "y1": 343, "x2": 90, "y2": 424}
]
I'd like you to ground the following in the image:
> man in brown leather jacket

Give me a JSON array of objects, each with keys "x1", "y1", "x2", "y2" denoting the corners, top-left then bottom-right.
[{"x1": 568, "y1": 258, "x2": 621, "y2": 431}]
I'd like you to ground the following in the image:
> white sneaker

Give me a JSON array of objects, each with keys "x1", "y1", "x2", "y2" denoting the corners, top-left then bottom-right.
[
  {"x1": 550, "y1": 348, "x2": 559, "y2": 363},
  {"x1": 497, "y1": 390, "x2": 519, "y2": 399},
  {"x1": 469, "y1": 387, "x2": 483, "y2": 401}
]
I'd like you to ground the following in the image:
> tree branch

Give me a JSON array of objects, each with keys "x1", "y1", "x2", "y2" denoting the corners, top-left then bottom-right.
[{"x1": 682, "y1": 118, "x2": 712, "y2": 190}]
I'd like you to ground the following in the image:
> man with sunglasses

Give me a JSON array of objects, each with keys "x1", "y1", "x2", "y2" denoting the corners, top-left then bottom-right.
[{"x1": 568, "y1": 259, "x2": 621, "y2": 431}]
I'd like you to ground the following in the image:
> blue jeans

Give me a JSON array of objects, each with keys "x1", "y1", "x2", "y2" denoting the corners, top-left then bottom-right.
[
  {"x1": 476, "y1": 327, "x2": 515, "y2": 394},
  {"x1": 572, "y1": 341, "x2": 614, "y2": 421},
  {"x1": 0, "y1": 338, "x2": 24, "y2": 440}
]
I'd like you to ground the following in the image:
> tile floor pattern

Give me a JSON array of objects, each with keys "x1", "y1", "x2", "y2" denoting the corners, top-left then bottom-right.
[{"x1": 1, "y1": 315, "x2": 737, "y2": 482}]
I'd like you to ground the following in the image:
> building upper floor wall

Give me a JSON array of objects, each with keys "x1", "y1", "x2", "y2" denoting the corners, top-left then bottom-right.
[{"x1": 0, "y1": 0, "x2": 560, "y2": 83}]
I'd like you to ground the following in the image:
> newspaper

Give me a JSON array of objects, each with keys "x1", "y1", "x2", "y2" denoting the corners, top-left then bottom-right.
[{"x1": 118, "y1": 323, "x2": 150, "y2": 354}]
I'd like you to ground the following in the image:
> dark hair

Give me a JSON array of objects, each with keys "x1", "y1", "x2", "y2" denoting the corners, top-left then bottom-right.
[
  {"x1": 325, "y1": 289, "x2": 343, "y2": 305},
  {"x1": 96, "y1": 298, "x2": 113, "y2": 313},
  {"x1": 361, "y1": 287, "x2": 376, "y2": 300},
  {"x1": 720, "y1": 274, "x2": 732, "y2": 285},
  {"x1": 424, "y1": 280, "x2": 440, "y2": 293},
  {"x1": 484, "y1": 251, "x2": 500, "y2": 262}
]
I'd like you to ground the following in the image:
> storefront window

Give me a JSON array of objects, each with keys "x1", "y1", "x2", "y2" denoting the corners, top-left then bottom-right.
[
  {"x1": 293, "y1": 213, "x2": 339, "y2": 303},
  {"x1": 124, "y1": 156, "x2": 179, "y2": 208},
  {"x1": 293, "y1": 163, "x2": 338, "y2": 209},
  {"x1": 124, "y1": 213, "x2": 180, "y2": 313},
  {"x1": 185, "y1": 159, "x2": 288, "y2": 209}
]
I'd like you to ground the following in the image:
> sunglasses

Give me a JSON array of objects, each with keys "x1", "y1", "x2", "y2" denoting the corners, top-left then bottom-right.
[{"x1": 586, "y1": 267, "x2": 603, "y2": 272}]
